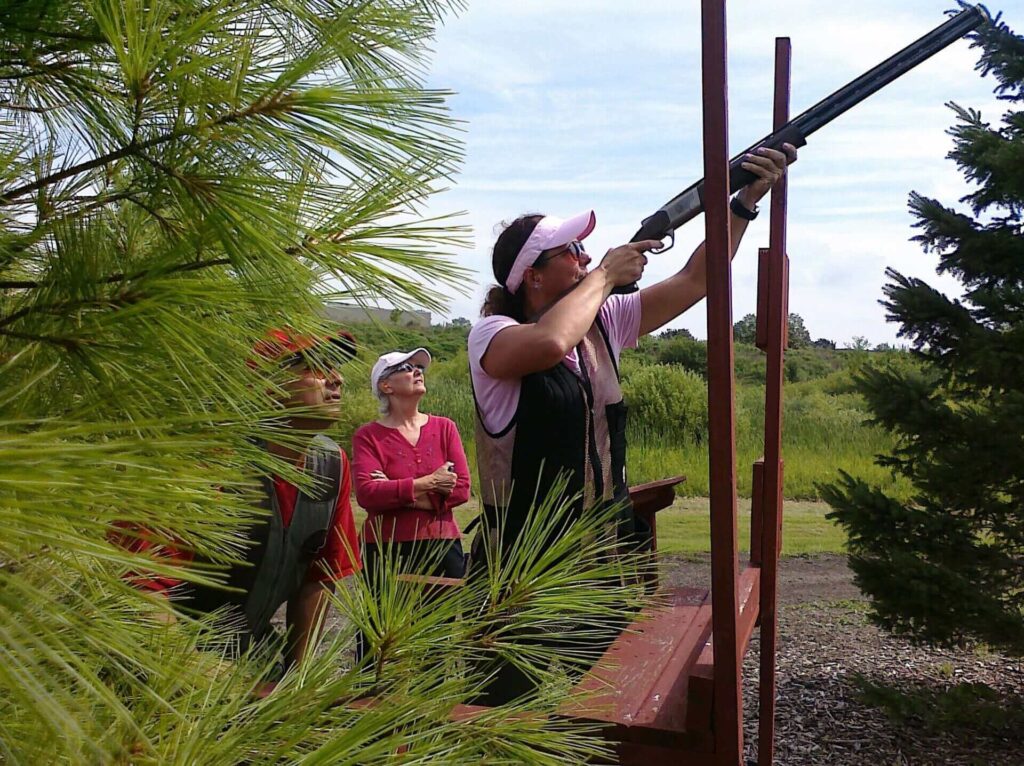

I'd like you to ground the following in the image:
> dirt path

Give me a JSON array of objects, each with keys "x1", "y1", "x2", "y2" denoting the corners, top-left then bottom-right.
[{"x1": 657, "y1": 552, "x2": 863, "y2": 605}]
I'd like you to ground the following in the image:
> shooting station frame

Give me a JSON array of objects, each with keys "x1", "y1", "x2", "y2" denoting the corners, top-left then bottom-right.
[
  {"x1": 444, "y1": 2, "x2": 793, "y2": 762},
  {"x1": 557, "y1": 0, "x2": 794, "y2": 760}
]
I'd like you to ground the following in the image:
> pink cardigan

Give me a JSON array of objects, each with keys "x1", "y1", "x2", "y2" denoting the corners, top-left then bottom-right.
[{"x1": 352, "y1": 415, "x2": 469, "y2": 544}]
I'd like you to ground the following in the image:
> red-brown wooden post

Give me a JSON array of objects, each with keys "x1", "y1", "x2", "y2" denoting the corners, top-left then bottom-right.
[
  {"x1": 701, "y1": 1, "x2": 743, "y2": 763},
  {"x1": 750, "y1": 458, "x2": 765, "y2": 567},
  {"x1": 757, "y1": 36, "x2": 792, "y2": 766}
]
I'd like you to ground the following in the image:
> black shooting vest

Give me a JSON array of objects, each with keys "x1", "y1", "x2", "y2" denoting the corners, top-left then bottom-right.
[
  {"x1": 473, "y1": 317, "x2": 632, "y2": 554},
  {"x1": 185, "y1": 434, "x2": 342, "y2": 646}
]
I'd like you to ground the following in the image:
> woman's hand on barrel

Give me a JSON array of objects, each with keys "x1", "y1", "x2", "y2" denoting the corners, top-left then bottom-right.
[{"x1": 737, "y1": 142, "x2": 798, "y2": 207}]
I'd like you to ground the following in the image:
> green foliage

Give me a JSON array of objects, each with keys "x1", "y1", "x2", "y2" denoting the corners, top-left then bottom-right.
[
  {"x1": 658, "y1": 327, "x2": 694, "y2": 340},
  {"x1": 346, "y1": 320, "x2": 470, "y2": 362},
  {"x1": 620, "y1": 363, "x2": 708, "y2": 442},
  {"x1": 824, "y1": 16, "x2": 1024, "y2": 655},
  {"x1": 654, "y1": 335, "x2": 707, "y2": 376},
  {"x1": 732, "y1": 312, "x2": 810, "y2": 348},
  {"x1": 786, "y1": 312, "x2": 812, "y2": 348},
  {"x1": 733, "y1": 312, "x2": 757, "y2": 345},
  {"x1": 784, "y1": 347, "x2": 839, "y2": 382},
  {"x1": 734, "y1": 342, "x2": 767, "y2": 383},
  {"x1": 0, "y1": 1, "x2": 648, "y2": 762}
]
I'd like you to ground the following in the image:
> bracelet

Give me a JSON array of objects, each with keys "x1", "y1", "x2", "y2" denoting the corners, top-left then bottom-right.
[{"x1": 730, "y1": 196, "x2": 759, "y2": 221}]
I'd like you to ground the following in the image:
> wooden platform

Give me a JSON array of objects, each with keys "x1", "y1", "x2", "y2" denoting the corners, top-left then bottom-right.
[{"x1": 555, "y1": 566, "x2": 762, "y2": 763}]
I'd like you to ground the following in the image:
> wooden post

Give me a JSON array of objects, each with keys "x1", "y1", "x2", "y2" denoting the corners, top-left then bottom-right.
[
  {"x1": 750, "y1": 458, "x2": 765, "y2": 567},
  {"x1": 757, "y1": 36, "x2": 792, "y2": 766},
  {"x1": 701, "y1": 1, "x2": 743, "y2": 763}
]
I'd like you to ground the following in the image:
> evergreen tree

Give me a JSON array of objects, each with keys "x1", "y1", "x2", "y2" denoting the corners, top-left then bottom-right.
[
  {"x1": 733, "y1": 312, "x2": 757, "y2": 344},
  {"x1": 787, "y1": 312, "x2": 811, "y2": 348},
  {"x1": 823, "y1": 11, "x2": 1024, "y2": 654},
  {"x1": 0, "y1": 1, "x2": 643, "y2": 761}
]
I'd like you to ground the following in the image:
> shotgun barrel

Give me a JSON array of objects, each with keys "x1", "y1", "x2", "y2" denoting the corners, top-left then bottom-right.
[{"x1": 616, "y1": 5, "x2": 987, "y2": 293}]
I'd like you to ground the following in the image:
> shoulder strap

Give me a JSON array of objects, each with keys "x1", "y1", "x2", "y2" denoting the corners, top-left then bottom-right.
[
  {"x1": 301, "y1": 434, "x2": 342, "y2": 504},
  {"x1": 593, "y1": 312, "x2": 620, "y2": 377}
]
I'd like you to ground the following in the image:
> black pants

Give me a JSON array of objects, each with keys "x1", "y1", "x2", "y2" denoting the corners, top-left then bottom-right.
[{"x1": 356, "y1": 537, "x2": 466, "y2": 663}]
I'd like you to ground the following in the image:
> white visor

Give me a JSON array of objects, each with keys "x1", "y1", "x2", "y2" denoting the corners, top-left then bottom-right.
[{"x1": 504, "y1": 210, "x2": 596, "y2": 294}]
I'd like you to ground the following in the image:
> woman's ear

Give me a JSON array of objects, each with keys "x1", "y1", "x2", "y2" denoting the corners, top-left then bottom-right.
[{"x1": 524, "y1": 266, "x2": 541, "y2": 290}]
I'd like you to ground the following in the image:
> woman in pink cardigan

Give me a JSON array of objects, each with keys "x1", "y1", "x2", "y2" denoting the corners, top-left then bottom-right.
[{"x1": 353, "y1": 348, "x2": 470, "y2": 608}]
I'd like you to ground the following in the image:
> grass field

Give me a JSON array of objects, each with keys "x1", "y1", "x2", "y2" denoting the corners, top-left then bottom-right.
[
  {"x1": 649, "y1": 496, "x2": 846, "y2": 556},
  {"x1": 354, "y1": 496, "x2": 846, "y2": 558}
]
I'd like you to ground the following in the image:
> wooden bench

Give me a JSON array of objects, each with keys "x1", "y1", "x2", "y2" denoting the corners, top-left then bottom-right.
[
  {"x1": 560, "y1": 565, "x2": 761, "y2": 763},
  {"x1": 399, "y1": 476, "x2": 764, "y2": 761}
]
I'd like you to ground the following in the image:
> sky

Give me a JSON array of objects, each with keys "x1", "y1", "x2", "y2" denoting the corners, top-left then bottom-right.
[{"x1": 415, "y1": 0, "x2": 1011, "y2": 346}]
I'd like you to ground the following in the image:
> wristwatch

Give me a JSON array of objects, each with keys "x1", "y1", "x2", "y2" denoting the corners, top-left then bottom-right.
[{"x1": 730, "y1": 196, "x2": 759, "y2": 221}]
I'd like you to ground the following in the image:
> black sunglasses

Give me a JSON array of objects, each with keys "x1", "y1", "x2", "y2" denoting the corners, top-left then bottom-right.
[
  {"x1": 533, "y1": 239, "x2": 587, "y2": 267},
  {"x1": 386, "y1": 362, "x2": 426, "y2": 377}
]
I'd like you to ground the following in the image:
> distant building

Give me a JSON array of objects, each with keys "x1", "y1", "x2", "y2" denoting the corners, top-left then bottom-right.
[{"x1": 323, "y1": 301, "x2": 431, "y2": 329}]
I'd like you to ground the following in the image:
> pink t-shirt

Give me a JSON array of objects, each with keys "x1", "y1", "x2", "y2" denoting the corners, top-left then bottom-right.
[{"x1": 468, "y1": 292, "x2": 643, "y2": 434}]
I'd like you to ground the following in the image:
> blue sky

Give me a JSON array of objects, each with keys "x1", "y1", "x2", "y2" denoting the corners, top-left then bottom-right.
[{"x1": 418, "y1": 1, "x2": 1008, "y2": 346}]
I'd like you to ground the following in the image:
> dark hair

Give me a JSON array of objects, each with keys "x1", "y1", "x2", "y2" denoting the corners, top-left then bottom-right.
[{"x1": 481, "y1": 213, "x2": 543, "y2": 320}]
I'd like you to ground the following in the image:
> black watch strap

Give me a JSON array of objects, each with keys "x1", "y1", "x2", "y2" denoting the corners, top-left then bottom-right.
[{"x1": 730, "y1": 196, "x2": 759, "y2": 221}]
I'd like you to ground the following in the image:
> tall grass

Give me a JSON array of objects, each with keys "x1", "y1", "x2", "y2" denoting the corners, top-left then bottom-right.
[{"x1": 626, "y1": 380, "x2": 912, "y2": 500}]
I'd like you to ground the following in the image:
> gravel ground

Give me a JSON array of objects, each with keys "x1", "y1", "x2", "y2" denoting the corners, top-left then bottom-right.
[{"x1": 659, "y1": 554, "x2": 1024, "y2": 766}]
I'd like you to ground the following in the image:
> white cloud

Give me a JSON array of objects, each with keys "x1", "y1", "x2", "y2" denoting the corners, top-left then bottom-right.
[{"x1": 415, "y1": 1, "x2": 1006, "y2": 345}]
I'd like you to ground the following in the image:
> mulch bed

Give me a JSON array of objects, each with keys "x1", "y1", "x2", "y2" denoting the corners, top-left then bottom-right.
[{"x1": 659, "y1": 553, "x2": 1024, "y2": 765}]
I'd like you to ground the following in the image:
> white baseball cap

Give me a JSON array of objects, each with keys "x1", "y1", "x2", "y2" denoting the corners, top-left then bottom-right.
[{"x1": 370, "y1": 348, "x2": 432, "y2": 404}]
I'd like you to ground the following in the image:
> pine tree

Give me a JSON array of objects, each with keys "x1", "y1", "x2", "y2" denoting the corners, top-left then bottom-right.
[
  {"x1": 823, "y1": 10, "x2": 1024, "y2": 654},
  {"x1": 0, "y1": 2, "x2": 644, "y2": 761}
]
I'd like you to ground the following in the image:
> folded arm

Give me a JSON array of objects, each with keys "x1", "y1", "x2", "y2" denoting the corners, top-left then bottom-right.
[{"x1": 352, "y1": 430, "x2": 415, "y2": 510}]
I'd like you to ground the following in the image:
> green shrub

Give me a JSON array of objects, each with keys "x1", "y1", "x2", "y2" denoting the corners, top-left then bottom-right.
[
  {"x1": 621, "y1": 364, "x2": 708, "y2": 442},
  {"x1": 425, "y1": 376, "x2": 475, "y2": 438},
  {"x1": 656, "y1": 337, "x2": 708, "y2": 377},
  {"x1": 734, "y1": 344, "x2": 767, "y2": 384},
  {"x1": 335, "y1": 366, "x2": 380, "y2": 447},
  {"x1": 785, "y1": 347, "x2": 839, "y2": 382}
]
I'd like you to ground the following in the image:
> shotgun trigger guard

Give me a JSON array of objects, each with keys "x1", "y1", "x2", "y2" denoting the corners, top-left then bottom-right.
[{"x1": 651, "y1": 230, "x2": 675, "y2": 255}]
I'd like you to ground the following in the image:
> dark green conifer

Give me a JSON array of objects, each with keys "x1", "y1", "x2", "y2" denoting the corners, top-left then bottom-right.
[{"x1": 824, "y1": 11, "x2": 1024, "y2": 654}]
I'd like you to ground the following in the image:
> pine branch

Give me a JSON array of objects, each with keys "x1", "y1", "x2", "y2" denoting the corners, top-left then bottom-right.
[
  {"x1": 1, "y1": 23, "x2": 104, "y2": 45},
  {"x1": 0, "y1": 291, "x2": 144, "y2": 330},
  {"x1": 0, "y1": 58, "x2": 79, "y2": 81},
  {"x1": 0, "y1": 141, "x2": 141, "y2": 204},
  {"x1": 0, "y1": 93, "x2": 300, "y2": 204},
  {"x1": 0, "y1": 327, "x2": 84, "y2": 349},
  {"x1": 0, "y1": 257, "x2": 231, "y2": 292},
  {"x1": 0, "y1": 100, "x2": 65, "y2": 113}
]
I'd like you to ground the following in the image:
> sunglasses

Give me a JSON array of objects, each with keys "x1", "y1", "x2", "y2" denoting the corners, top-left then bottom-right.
[
  {"x1": 534, "y1": 240, "x2": 588, "y2": 267},
  {"x1": 386, "y1": 362, "x2": 426, "y2": 377}
]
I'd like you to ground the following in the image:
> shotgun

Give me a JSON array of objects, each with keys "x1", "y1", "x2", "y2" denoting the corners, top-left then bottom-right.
[{"x1": 615, "y1": 4, "x2": 987, "y2": 294}]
